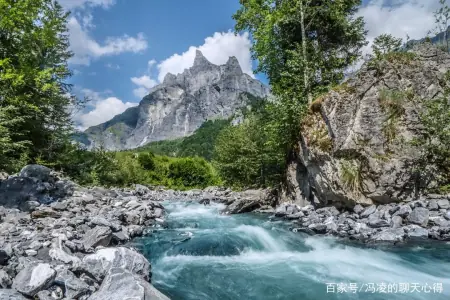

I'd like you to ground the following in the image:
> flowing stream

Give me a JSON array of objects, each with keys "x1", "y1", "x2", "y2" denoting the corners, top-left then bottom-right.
[{"x1": 132, "y1": 201, "x2": 450, "y2": 300}]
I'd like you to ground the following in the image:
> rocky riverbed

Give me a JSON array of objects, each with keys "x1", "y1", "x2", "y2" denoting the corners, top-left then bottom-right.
[{"x1": 1, "y1": 165, "x2": 449, "y2": 299}]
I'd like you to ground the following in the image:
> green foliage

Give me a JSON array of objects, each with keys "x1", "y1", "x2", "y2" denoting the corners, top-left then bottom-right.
[
  {"x1": 168, "y1": 157, "x2": 219, "y2": 188},
  {"x1": 372, "y1": 34, "x2": 402, "y2": 58},
  {"x1": 234, "y1": 0, "x2": 367, "y2": 101},
  {"x1": 339, "y1": 160, "x2": 362, "y2": 194},
  {"x1": 413, "y1": 95, "x2": 450, "y2": 191},
  {"x1": 213, "y1": 101, "x2": 286, "y2": 188},
  {"x1": 0, "y1": 0, "x2": 84, "y2": 172},
  {"x1": 137, "y1": 152, "x2": 156, "y2": 171},
  {"x1": 433, "y1": 0, "x2": 450, "y2": 52},
  {"x1": 140, "y1": 119, "x2": 230, "y2": 160},
  {"x1": 379, "y1": 89, "x2": 407, "y2": 143}
]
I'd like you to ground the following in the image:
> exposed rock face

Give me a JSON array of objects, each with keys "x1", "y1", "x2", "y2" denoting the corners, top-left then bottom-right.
[
  {"x1": 283, "y1": 44, "x2": 450, "y2": 208},
  {"x1": 82, "y1": 50, "x2": 269, "y2": 150}
]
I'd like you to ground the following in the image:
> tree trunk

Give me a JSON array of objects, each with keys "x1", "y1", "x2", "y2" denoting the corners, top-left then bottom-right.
[{"x1": 300, "y1": 0, "x2": 312, "y2": 105}]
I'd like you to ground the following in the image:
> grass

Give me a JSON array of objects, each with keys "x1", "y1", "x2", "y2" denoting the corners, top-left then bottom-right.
[
  {"x1": 379, "y1": 88, "x2": 408, "y2": 143},
  {"x1": 340, "y1": 159, "x2": 362, "y2": 194},
  {"x1": 302, "y1": 114, "x2": 333, "y2": 153}
]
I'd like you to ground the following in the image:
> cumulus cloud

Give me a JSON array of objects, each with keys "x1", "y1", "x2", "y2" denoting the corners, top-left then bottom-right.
[
  {"x1": 68, "y1": 17, "x2": 148, "y2": 65},
  {"x1": 74, "y1": 89, "x2": 137, "y2": 129},
  {"x1": 157, "y1": 31, "x2": 253, "y2": 82},
  {"x1": 131, "y1": 75, "x2": 157, "y2": 98},
  {"x1": 358, "y1": 0, "x2": 440, "y2": 56}
]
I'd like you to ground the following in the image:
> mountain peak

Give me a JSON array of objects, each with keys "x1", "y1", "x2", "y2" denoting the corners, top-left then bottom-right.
[
  {"x1": 225, "y1": 56, "x2": 243, "y2": 75},
  {"x1": 193, "y1": 50, "x2": 211, "y2": 67}
]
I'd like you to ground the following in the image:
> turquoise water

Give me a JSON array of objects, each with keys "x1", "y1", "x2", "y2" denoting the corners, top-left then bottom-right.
[{"x1": 133, "y1": 201, "x2": 450, "y2": 300}]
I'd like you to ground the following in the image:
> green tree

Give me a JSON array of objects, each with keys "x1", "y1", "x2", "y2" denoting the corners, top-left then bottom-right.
[
  {"x1": 0, "y1": 0, "x2": 80, "y2": 171},
  {"x1": 234, "y1": 0, "x2": 367, "y2": 106},
  {"x1": 372, "y1": 34, "x2": 402, "y2": 57}
]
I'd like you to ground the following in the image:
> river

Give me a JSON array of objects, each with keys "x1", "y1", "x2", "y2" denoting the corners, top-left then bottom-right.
[{"x1": 132, "y1": 201, "x2": 450, "y2": 300}]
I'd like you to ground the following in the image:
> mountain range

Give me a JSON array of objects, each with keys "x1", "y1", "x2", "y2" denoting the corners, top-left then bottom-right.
[{"x1": 78, "y1": 50, "x2": 270, "y2": 150}]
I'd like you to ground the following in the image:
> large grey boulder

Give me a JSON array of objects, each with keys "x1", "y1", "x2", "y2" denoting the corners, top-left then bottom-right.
[
  {"x1": 54, "y1": 268, "x2": 90, "y2": 299},
  {"x1": 12, "y1": 263, "x2": 56, "y2": 297},
  {"x1": 281, "y1": 44, "x2": 450, "y2": 207},
  {"x1": 361, "y1": 205, "x2": 377, "y2": 218},
  {"x1": 408, "y1": 207, "x2": 430, "y2": 227},
  {"x1": 437, "y1": 199, "x2": 450, "y2": 209},
  {"x1": 405, "y1": 225, "x2": 429, "y2": 240},
  {"x1": 82, "y1": 247, "x2": 150, "y2": 281},
  {"x1": 81, "y1": 50, "x2": 269, "y2": 150},
  {"x1": 225, "y1": 199, "x2": 261, "y2": 214},
  {"x1": 88, "y1": 268, "x2": 169, "y2": 300},
  {"x1": 82, "y1": 226, "x2": 112, "y2": 250}
]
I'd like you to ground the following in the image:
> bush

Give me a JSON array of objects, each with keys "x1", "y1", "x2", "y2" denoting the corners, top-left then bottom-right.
[
  {"x1": 168, "y1": 157, "x2": 218, "y2": 188},
  {"x1": 138, "y1": 152, "x2": 156, "y2": 170}
]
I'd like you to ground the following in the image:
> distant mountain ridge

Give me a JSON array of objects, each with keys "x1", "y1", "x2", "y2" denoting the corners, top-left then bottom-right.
[{"x1": 79, "y1": 50, "x2": 270, "y2": 150}]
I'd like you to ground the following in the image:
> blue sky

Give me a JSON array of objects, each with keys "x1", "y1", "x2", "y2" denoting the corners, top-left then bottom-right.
[{"x1": 61, "y1": 0, "x2": 441, "y2": 129}]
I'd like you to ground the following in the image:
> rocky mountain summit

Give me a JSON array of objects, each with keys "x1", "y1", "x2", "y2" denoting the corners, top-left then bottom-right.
[
  {"x1": 283, "y1": 43, "x2": 450, "y2": 208},
  {"x1": 81, "y1": 50, "x2": 269, "y2": 150}
]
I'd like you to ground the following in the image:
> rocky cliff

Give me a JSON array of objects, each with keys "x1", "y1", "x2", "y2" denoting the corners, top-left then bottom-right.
[
  {"x1": 82, "y1": 50, "x2": 269, "y2": 150},
  {"x1": 282, "y1": 43, "x2": 450, "y2": 208}
]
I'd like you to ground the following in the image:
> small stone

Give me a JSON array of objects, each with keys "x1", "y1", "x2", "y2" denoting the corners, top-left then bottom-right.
[
  {"x1": 390, "y1": 216, "x2": 403, "y2": 229},
  {"x1": 353, "y1": 204, "x2": 364, "y2": 214},
  {"x1": 428, "y1": 200, "x2": 439, "y2": 211},
  {"x1": 50, "y1": 201, "x2": 67, "y2": 211},
  {"x1": 394, "y1": 205, "x2": 412, "y2": 218},
  {"x1": 24, "y1": 249, "x2": 37, "y2": 256}
]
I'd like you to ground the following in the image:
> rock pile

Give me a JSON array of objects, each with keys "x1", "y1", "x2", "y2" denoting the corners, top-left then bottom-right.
[
  {"x1": 0, "y1": 165, "x2": 169, "y2": 299},
  {"x1": 273, "y1": 195, "x2": 450, "y2": 244}
]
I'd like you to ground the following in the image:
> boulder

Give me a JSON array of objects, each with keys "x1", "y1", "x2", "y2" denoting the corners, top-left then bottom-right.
[
  {"x1": 428, "y1": 200, "x2": 439, "y2": 211},
  {"x1": 361, "y1": 205, "x2": 377, "y2": 218},
  {"x1": 82, "y1": 226, "x2": 112, "y2": 250},
  {"x1": 390, "y1": 216, "x2": 403, "y2": 229},
  {"x1": 394, "y1": 205, "x2": 412, "y2": 218},
  {"x1": 12, "y1": 263, "x2": 56, "y2": 297},
  {"x1": 405, "y1": 225, "x2": 429, "y2": 240},
  {"x1": 0, "y1": 270, "x2": 12, "y2": 288},
  {"x1": 88, "y1": 268, "x2": 169, "y2": 300},
  {"x1": 370, "y1": 228, "x2": 405, "y2": 243},
  {"x1": 368, "y1": 215, "x2": 389, "y2": 228},
  {"x1": 0, "y1": 249, "x2": 10, "y2": 265},
  {"x1": 0, "y1": 289, "x2": 27, "y2": 299},
  {"x1": 54, "y1": 268, "x2": 90, "y2": 299},
  {"x1": 353, "y1": 204, "x2": 364, "y2": 214},
  {"x1": 407, "y1": 207, "x2": 430, "y2": 227},
  {"x1": 225, "y1": 199, "x2": 261, "y2": 214},
  {"x1": 82, "y1": 247, "x2": 150, "y2": 282},
  {"x1": 437, "y1": 199, "x2": 450, "y2": 209}
]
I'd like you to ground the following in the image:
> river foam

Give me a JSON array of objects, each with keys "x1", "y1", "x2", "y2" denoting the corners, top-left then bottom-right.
[{"x1": 136, "y1": 201, "x2": 450, "y2": 300}]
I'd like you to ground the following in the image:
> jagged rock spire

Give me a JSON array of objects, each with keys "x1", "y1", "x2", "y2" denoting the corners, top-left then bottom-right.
[
  {"x1": 193, "y1": 50, "x2": 211, "y2": 67},
  {"x1": 224, "y1": 56, "x2": 243, "y2": 75}
]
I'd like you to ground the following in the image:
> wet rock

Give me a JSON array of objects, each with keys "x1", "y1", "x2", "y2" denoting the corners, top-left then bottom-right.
[
  {"x1": 89, "y1": 268, "x2": 169, "y2": 300},
  {"x1": 286, "y1": 212, "x2": 305, "y2": 220},
  {"x1": 308, "y1": 223, "x2": 327, "y2": 234},
  {"x1": 12, "y1": 263, "x2": 56, "y2": 297},
  {"x1": 370, "y1": 228, "x2": 405, "y2": 243},
  {"x1": 225, "y1": 199, "x2": 261, "y2": 214},
  {"x1": 405, "y1": 225, "x2": 429, "y2": 240},
  {"x1": 82, "y1": 247, "x2": 150, "y2": 282},
  {"x1": 408, "y1": 207, "x2": 430, "y2": 227},
  {"x1": 82, "y1": 226, "x2": 112, "y2": 251}
]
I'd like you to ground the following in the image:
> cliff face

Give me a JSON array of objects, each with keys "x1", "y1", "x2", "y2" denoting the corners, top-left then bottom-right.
[
  {"x1": 282, "y1": 44, "x2": 450, "y2": 208},
  {"x1": 83, "y1": 50, "x2": 269, "y2": 150}
]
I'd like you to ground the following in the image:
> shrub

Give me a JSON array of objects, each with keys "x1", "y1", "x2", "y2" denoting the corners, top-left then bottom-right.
[
  {"x1": 138, "y1": 152, "x2": 156, "y2": 170},
  {"x1": 168, "y1": 157, "x2": 218, "y2": 188}
]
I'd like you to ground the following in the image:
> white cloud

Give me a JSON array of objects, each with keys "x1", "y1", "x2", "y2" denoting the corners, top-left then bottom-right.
[
  {"x1": 106, "y1": 63, "x2": 120, "y2": 70},
  {"x1": 131, "y1": 75, "x2": 157, "y2": 98},
  {"x1": 74, "y1": 89, "x2": 137, "y2": 129},
  {"x1": 148, "y1": 59, "x2": 157, "y2": 67},
  {"x1": 157, "y1": 31, "x2": 253, "y2": 82},
  {"x1": 59, "y1": 0, "x2": 115, "y2": 10},
  {"x1": 68, "y1": 17, "x2": 148, "y2": 65},
  {"x1": 358, "y1": 0, "x2": 440, "y2": 56}
]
